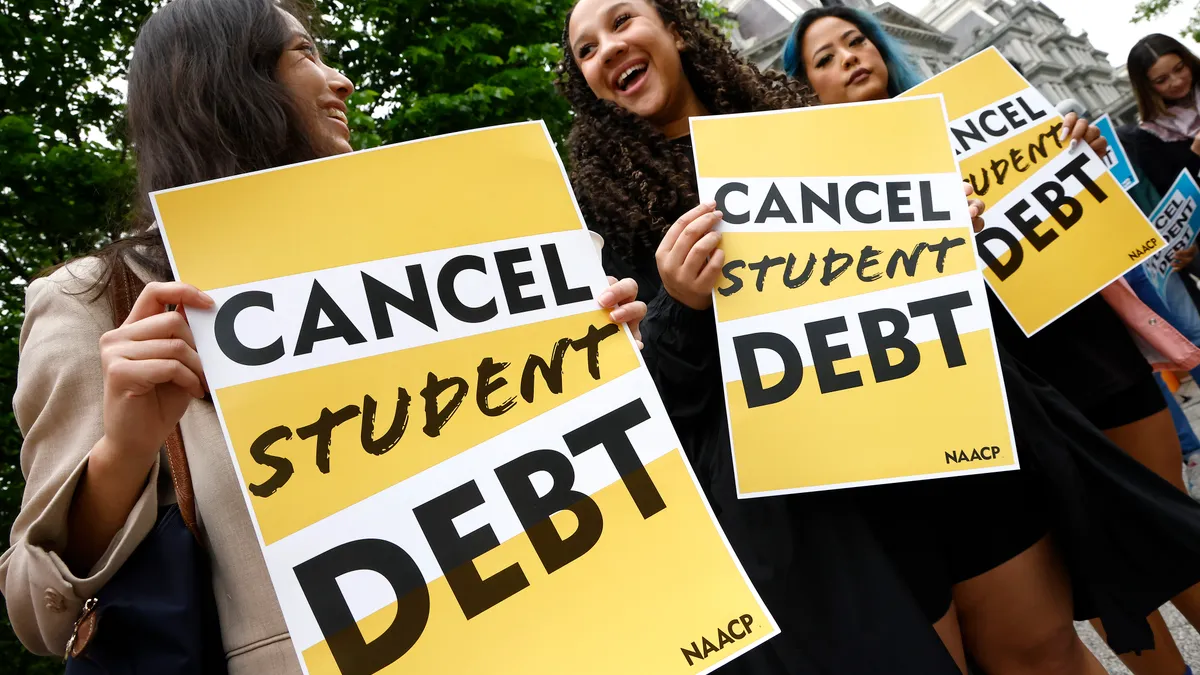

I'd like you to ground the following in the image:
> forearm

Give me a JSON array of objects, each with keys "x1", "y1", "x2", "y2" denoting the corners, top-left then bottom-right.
[{"x1": 63, "y1": 436, "x2": 156, "y2": 575}]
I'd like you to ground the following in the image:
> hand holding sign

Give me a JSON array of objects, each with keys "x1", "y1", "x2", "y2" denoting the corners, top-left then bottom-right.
[
  {"x1": 656, "y1": 201, "x2": 726, "y2": 310},
  {"x1": 599, "y1": 276, "x2": 646, "y2": 348},
  {"x1": 99, "y1": 281, "x2": 213, "y2": 461},
  {"x1": 1059, "y1": 112, "x2": 1107, "y2": 155},
  {"x1": 1173, "y1": 243, "x2": 1198, "y2": 270}
]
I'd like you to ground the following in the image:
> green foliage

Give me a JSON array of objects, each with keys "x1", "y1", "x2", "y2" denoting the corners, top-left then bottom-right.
[
  {"x1": 1133, "y1": 0, "x2": 1200, "y2": 43},
  {"x1": 0, "y1": 0, "x2": 585, "y2": 670},
  {"x1": 1, "y1": 0, "x2": 155, "y2": 669},
  {"x1": 318, "y1": 0, "x2": 575, "y2": 149}
]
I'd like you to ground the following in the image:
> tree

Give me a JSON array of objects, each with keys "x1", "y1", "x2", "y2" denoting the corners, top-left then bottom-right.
[
  {"x1": 0, "y1": 1, "x2": 736, "y2": 671},
  {"x1": 1133, "y1": 0, "x2": 1200, "y2": 42}
]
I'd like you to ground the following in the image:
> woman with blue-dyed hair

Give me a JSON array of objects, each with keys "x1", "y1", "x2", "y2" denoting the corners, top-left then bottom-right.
[
  {"x1": 782, "y1": 6, "x2": 922, "y2": 99},
  {"x1": 785, "y1": 7, "x2": 1200, "y2": 675}
]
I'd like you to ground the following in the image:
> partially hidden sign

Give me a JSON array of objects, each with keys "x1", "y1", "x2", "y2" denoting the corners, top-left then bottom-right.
[
  {"x1": 152, "y1": 122, "x2": 776, "y2": 675},
  {"x1": 689, "y1": 96, "x2": 1017, "y2": 498},
  {"x1": 902, "y1": 48, "x2": 1161, "y2": 335},
  {"x1": 1093, "y1": 114, "x2": 1139, "y2": 191},
  {"x1": 1144, "y1": 170, "x2": 1200, "y2": 298}
]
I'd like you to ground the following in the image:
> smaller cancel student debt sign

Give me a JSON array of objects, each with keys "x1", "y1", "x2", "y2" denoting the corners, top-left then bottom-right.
[
  {"x1": 152, "y1": 122, "x2": 775, "y2": 675},
  {"x1": 902, "y1": 48, "x2": 1161, "y2": 335},
  {"x1": 690, "y1": 96, "x2": 1017, "y2": 498}
]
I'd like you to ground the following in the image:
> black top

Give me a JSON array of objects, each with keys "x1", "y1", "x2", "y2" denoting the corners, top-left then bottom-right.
[
  {"x1": 599, "y1": 136, "x2": 1200, "y2": 661},
  {"x1": 1120, "y1": 124, "x2": 1200, "y2": 196},
  {"x1": 987, "y1": 290, "x2": 1152, "y2": 420}
]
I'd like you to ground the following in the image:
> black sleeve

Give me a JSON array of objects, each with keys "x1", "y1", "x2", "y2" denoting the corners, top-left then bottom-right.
[{"x1": 638, "y1": 287, "x2": 722, "y2": 423}]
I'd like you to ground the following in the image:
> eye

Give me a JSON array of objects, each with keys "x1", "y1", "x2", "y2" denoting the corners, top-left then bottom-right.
[
  {"x1": 815, "y1": 53, "x2": 833, "y2": 68},
  {"x1": 849, "y1": 35, "x2": 866, "y2": 47},
  {"x1": 613, "y1": 13, "x2": 632, "y2": 30},
  {"x1": 578, "y1": 43, "x2": 595, "y2": 59},
  {"x1": 296, "y1": 41, "x2": 318, "y2": 60}
]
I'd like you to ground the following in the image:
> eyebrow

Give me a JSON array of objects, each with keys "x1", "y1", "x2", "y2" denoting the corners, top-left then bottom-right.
[
  {"x1": 811, "y1": 29, "x2": 858, "y2": 59},
  {"x1": 570, "y1": 2, "x2": 634, "y2": 52}
]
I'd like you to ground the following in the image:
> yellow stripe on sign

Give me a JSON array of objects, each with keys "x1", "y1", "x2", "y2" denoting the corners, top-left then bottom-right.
[
  {"x1": 154, "y1": 123, "x2": 582, "y2": 291},
  {"x1": 691, "y1": 97, "x2": 956, "y2": 178},
  {"x1": 217, "y1": 310, "x2": 639, "y2": 545},
  {"x1": 982, "y1": 172, "x2": 1160, "y2": 334},
  {"x1": 300, "y1": 450, "x2": 773, "y2": 675},
  {"x1": 957, "y1": 120, "x2": 1068, "y2": 206},
  {"x1": 714, "y1": 229, "x2": 977, "y2": 322},
  {"x1": 902, "y1": 48, "x2": 1028, "y2": 120},
  {"x1": 727, "y1": 329, "x2": 1014, "y2": 494}
]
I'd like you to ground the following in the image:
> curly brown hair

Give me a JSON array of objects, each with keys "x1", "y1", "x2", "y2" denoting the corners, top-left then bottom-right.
[{"x1": 556, "y1": 0, "x2": 815, "y2": 260}]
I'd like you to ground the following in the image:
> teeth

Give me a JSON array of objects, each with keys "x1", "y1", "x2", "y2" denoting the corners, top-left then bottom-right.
[
  {"x1": 327, "y1": 109, "x2": 347, "y2": 123},
  {"x1": 618, "y1": 64, "x2": 645, "y2": 89}
]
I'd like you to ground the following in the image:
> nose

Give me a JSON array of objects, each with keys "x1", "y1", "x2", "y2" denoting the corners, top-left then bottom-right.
[
  {"x1": 598, "y1": 35, "x2": 627, "y2": 66},
  {"x1": 840, "y1": 48, "x2": 860, "y2": 70},
  {"x1": 325, "y1": 65, "x2": 354, "y2": 101}
]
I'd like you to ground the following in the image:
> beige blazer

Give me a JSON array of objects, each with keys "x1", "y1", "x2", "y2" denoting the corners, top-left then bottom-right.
[{"x1": 0, "y1": 258, "x2": 302, "y2": 673}]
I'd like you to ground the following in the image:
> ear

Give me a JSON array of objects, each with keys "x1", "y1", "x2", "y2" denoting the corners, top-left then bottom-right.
[{"x1": 668, "y1": 23, "x2": 688, "y2": 52}]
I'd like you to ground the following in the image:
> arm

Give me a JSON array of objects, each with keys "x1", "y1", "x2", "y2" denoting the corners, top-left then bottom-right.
[
  {"x1": 0, "y1": 275, "x2": 162, "y2": 655},
  {"x1": 0, "y1": 269, "x2": 211, "y2": 656}
]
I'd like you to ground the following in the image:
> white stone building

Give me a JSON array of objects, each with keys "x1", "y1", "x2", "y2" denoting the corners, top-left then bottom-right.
[{"x1": 721, "y1": 0, "x2": 1138, "y2": 125}]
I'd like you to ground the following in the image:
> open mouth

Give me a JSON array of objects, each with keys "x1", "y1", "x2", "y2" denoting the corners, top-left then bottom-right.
[
  {"x1": 325, "y1": 108, "x2": 348, "y2": 125},
  {"x1": 617, "y1": 63, "x2": 648, "y2": 92}
]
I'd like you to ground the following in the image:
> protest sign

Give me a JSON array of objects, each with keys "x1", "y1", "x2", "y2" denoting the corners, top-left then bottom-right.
[
  {"x1": 902, "y1": 48, "x2": 1161, "y2": 335},
  {"x1": 1093, "y1": 114, "x2": 1139, "y2": 191},
  {"x1": 689, "y1": 96, "x2": 1017, "y2": 498},
  {"x1": 152, "y1": 121, "x2": 776, "y2": 675},
  {"x1": 1144, "y1": 170, "x2": 1200, "y2": 298}
]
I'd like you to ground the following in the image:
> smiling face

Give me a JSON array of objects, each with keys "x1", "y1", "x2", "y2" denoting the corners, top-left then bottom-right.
[
  {"x1": 568, "y1": 0, "x2": 705, "y2": 135},
  {"x1": 1148, "y1": 53, "x2": 1194, "y2": 104},
  {"x1": 275, "y1": 11, "x2": 355, "y2": 156},
  {"x1": 802, "y1": 16, "x2": 889, "y2": 105}
]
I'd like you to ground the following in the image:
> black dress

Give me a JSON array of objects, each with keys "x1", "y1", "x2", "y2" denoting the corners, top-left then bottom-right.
[
  {"x1": 988, "y1": 290, "x2": 1163, "y2": 429},
  {"x1": 594, "y1": 139, "x2": 1200, "y2": 661}
]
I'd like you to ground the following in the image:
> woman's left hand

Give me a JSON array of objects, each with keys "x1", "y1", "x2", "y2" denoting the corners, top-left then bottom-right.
[
  {"x1": 1060, "y1": 112, "x2": 1107, "y2": 156},
  {"x1": 1173, "y1": 243, "x2": 1198, "y2": 270},
  {"x1": 598, "y1": 276, "x2": 646, "y2": 349},
  {"x1": 964, "y1": 182, "x2": 986, "y2": 233}
]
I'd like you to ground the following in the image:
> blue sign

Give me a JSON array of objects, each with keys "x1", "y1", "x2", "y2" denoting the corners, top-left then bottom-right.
[
  {"x1": 1144, "y1": 170, "x2": 1200, "y2": 298},
  {"x1": 1094, "y1": 114, "x2": 1139, "y2": 191}
]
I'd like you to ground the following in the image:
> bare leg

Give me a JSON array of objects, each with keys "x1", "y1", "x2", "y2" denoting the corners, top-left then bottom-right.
[
  {"x1": 933, "y1": 602, "x2": 967, "y2": 675},
  {"x1": 953, "y1": 536, "x2": 1106, "y2": 675}
]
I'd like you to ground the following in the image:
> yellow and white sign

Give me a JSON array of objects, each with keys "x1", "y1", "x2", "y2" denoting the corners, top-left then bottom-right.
[
  {"x1": 152, "y1": 122, "x2": 776, "y2": 675},
  {"x1": 903, "y1": 47, "x2": 1161, "y2": 335},
  {"x1": 690, "y1": 96, "x2": 1017, "y2": 498}
]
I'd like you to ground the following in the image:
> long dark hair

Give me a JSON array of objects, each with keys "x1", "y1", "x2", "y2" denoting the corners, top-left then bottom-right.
[
  {"x1": 1127, "y1": 33, "x2": 1200, "y2": 122},
  {"x1": 781, "y1": 7, "x2": 924, "y2": 97},
  {"x1": 72, "y1": 0, "x2": 322, "y2": 302},
  {"x1": 556, "y1": 0, "x2": 814, "y2": 260}
]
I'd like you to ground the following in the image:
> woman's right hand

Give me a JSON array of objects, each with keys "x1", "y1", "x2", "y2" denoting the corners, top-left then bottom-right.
[
  {"x1": 98, "y1": 282, "x2": 213, "y2": 463},
  {"x1": 655, "y1": 201, "x2": 725, "y2": 310}
]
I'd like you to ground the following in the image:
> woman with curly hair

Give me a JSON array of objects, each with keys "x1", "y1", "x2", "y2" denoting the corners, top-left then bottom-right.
[
  {"x1": 558, "y1": 1, "x2": 1200, "y2": 674},
  {"x1": 559, "y1": 2, "x2": 964, "y2": 673}
]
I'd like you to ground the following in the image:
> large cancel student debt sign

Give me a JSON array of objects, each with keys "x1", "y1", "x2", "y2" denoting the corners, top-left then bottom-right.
[
  {"x1": 690, "y1": 96, "x2": 1016, "y2": 497},
  {"x1": 902, "y1": 48, "x2": 1161, "y2": 335},
  {"x1": 151, "y1": 122, "x2": 775, "y2": 675}
]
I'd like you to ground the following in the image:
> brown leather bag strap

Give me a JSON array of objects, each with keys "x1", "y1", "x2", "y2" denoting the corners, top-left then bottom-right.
[{"x1": 109, "y1": 261, "x2": 202, "y2": 542}]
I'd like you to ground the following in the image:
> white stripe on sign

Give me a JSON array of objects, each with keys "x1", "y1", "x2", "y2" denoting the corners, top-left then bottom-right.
[{"x1": 190, "y1": 229, "x2": 606, "y2": 390}]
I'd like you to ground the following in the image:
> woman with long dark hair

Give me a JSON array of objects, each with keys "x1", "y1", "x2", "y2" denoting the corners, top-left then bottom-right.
[
  {"x1": 1124, "y1": 33, "x2": 1200, "y2": 196},
  {"x1": 783, "y1": 7, "x2": 1200, "y2": 675},
  {"x1": 558, "y1": 1, "x2": 1200, "y2": 673},
  {"x1": 0, "y1": 0, "x2": 646, "y2": 670}
]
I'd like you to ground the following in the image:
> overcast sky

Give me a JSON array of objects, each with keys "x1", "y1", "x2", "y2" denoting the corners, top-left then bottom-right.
[{"x1": 883, "y1": 0, "x2": 1200, "y2": 68}]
